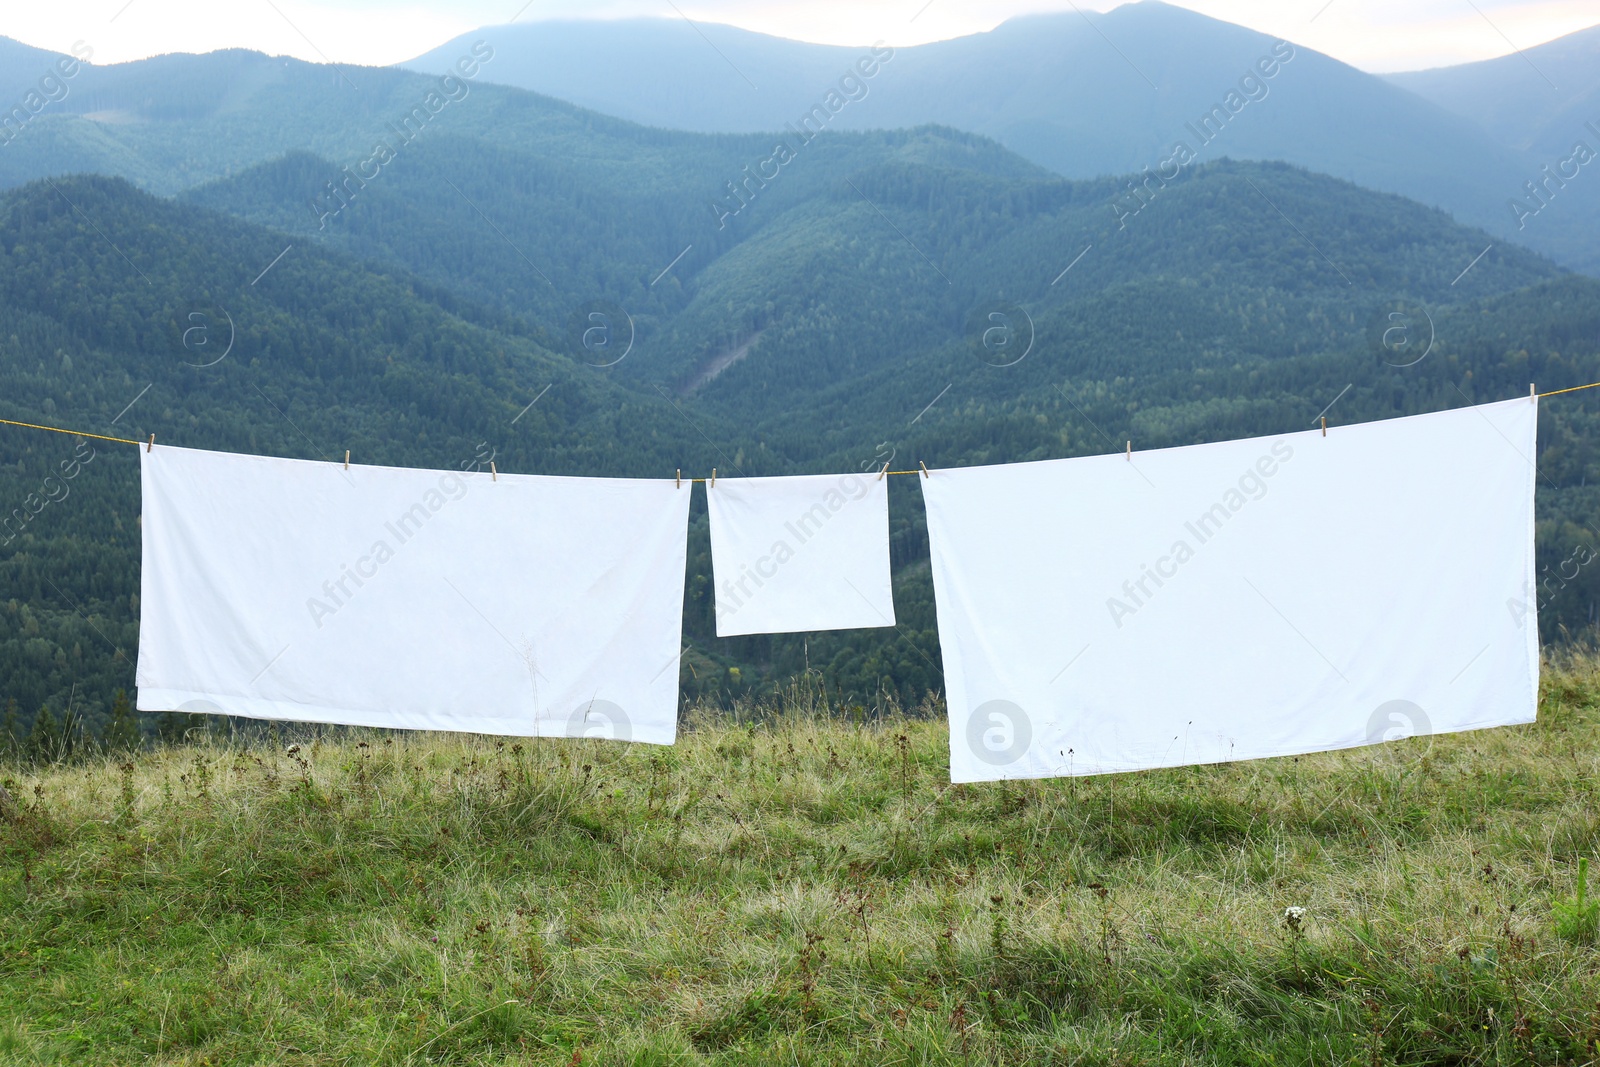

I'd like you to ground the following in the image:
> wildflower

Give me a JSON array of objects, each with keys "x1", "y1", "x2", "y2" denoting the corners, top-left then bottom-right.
[{"x1": 1283, "y1": 905, "x2": 1306, "y2": 931}]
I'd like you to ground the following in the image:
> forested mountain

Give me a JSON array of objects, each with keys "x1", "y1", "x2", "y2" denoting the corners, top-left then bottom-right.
[
  {"x1": 2, "y1": 34, "x2": 1600, "y2": 746},
  {"x1": 178, "y1": 122, "x2": 1573, "y2": 454},
  {"x1": 402, "y1": 3, "x2": 1600, "y2": 275},
  {"x1": 0, "y1": 41, "x2": 754, "y2": 197},
  {"x1": 0, "y1": 174, "x2": 768, "y2": 740}
]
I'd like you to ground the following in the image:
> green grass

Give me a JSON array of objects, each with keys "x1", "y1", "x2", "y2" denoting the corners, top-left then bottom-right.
[{"x1": 5, "y1": 665, "x2": 1600, "y2": 1065}]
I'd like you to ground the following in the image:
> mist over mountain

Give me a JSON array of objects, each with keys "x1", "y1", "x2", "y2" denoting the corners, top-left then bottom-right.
[{"x1": 402, "y1": 1, "x2": 1600, "y2": 275}]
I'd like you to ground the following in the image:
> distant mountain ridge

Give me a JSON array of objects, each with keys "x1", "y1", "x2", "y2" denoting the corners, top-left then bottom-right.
[
  {"x1": 401, "y1": 1, "x2": 1600, "y2": 275},
  {"x1": 1387, "y1": 23, "x2": 1600, "y2": 158}
]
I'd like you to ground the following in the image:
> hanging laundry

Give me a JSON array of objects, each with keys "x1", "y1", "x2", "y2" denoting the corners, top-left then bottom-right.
[
  {"x1": 707, "y1": 472, "x2": 895, "y2": 636},
  {"x1": 922, "y1": 398, "x2": 1539, "y2": 783},
  {"x1": 136, "y1": 445, "x2": 690, "y2": 743}
]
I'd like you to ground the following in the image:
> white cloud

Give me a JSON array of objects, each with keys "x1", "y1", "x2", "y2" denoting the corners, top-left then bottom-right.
[{"x1": 3, "y1": 0, "x2": 1596, "y2": 71}]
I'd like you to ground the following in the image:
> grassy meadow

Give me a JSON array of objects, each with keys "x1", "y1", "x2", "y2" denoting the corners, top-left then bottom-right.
[{"x1": 4, "y1": 664, "x2": 1600, "y2": 1065}]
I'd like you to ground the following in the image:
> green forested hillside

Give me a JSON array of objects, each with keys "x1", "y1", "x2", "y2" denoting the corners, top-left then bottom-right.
[
  {"x1": 184, "y1": 135, "x2": 1568, "y2": 428},
  {"x1": 0, "y1": 175, "x2": 756, "y2": 738},
  {"x1": 2, "y1": 58, "x2": 1600, "y2": 746}
]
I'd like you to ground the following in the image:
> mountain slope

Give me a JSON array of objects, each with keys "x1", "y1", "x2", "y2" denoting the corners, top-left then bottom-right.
[
  {"x1": 1387, "y1": 23, "x2": 1600, "y2": 157},
  {"x1": 0, "y1": 46, "x2": 757, "y2": 197},
  {"x1": 401, "y1": 2, "x2": 1600, "y2": 274},
  {"x1": 180, "y1": 131, "x2": 1562, "y2": 433},
  {"x1": 0, "y1": 174, "x2": 771, "y2": 734},
  {"x1": 0, "y1": 14, "x2": 1592, "y2": 279},
  {"x1": 178, "y1": 124, "x2": 1048, "y2": 348},
  {"x1": 0, "y1": 36, "x2": 76, "y2": 99},
  {"x1": 9, "y1": 154, "x2": 1600, "y2": 742}
]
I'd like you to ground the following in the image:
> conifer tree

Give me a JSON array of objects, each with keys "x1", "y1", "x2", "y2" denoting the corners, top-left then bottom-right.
[
  {"x1": 158, "y1": 711, "x2": 188, "y2": 746},
  {"x1": 1, "y1": 697, "x2": 18, "y2": 759},
  {"x1": 103, "y1": 689, "x2": 140, "y2": 752},
  {"x1": 28, "y1": 704, "x2": 60, "y2": 765}
]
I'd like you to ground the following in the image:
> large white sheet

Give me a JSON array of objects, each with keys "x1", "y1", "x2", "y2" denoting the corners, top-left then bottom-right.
[
  {"x1": 136, "y1": 445, "x2": 691, "y2": 743},
  {"x1": 707, "y1": 472, "x2": 895, "y2": 636},
  {"x1": 923, "y1": 398, "x2": 1540, "y2": 782}
]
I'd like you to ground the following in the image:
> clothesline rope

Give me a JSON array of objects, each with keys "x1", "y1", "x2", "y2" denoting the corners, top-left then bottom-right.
[
  {"x1": 4, "y1": 378, "x2": 1598, "y2": 469},
  {"x1": 0, "y1": 416, "x2": 140, "y2": 447},
  {"x1": 1533, "y1": 380, "x2": 1600, "y2": 399}
]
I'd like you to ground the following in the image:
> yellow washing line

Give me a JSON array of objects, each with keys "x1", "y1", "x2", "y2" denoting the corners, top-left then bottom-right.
[
  {"x1": 1532, "y1": 381, "x2": 1600, "y2": 399},
  {"x1": 3, "y1": 378, "x2": 1598, "y2": 472},
  {"x1": 0, "y1": 416, "x2": 141, "y2": 447}
]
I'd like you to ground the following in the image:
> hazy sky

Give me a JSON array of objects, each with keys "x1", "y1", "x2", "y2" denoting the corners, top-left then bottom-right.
[{"x1": 4, "y1": 0, "x2": 1597, "y2": 73}]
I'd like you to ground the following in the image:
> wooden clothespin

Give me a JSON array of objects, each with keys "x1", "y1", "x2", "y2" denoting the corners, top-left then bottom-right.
[
  {"x1": 675, "y1": 468, "x2": 681, "y2": 489},
  {"x1": 344, "y1": 450, "x2": 350, "y2": 470},
  {"x1": 1320, "y1": 416, "x2": 1326, "y2": 437},
  {"x1": 918, "y1": 461, "x2": 929, "y2": 479},
  {"x1": 711, "y1": 468, "x2": 716, "y2": 488},
  {"x1": 146, "y1": 433, "x2": 154, "y2": 453},
  {"x1": 877, "y1": 461, "x2": 890, "y2": 481},
  {"x1": 1125, "y1": 440, "x2": 1131, "y2": 461},
  {"x1": 1531, "y1": 383, "x2": 1537, "y2": 402},
  {"x1": 490, "y1": 461, "x2": 497, "y2": 482}
]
